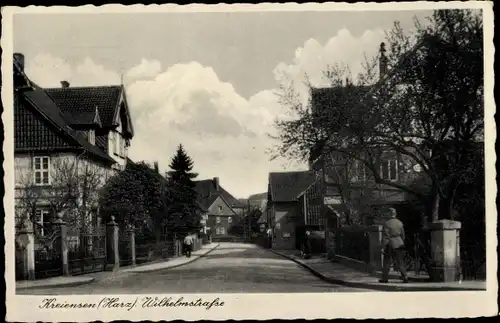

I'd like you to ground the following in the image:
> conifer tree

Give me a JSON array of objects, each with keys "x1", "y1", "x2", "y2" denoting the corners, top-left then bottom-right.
[{"x1": 165, "y1": 144, "x2": 201, "y2": 235}]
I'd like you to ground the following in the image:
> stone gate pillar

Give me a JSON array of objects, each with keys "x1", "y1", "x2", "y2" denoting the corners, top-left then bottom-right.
[
  {"x1": 106, "y1": 216, "x2": 120, "y2": 271},
  {"x1": 16, "y1": 217, "x2": 35, "y2": 280},
  {"x1": 52, "y1": 212, "x2": 69, "y2": 276},
  {"x1": 428, "y1": 219, "x2": 461, "y2": 282},
  {"x1": 126, "y1": 224, "x2": 136, "y2": 266},
  {"x1": 366, "y1": 224, "x2": 383, "y2": 271}
]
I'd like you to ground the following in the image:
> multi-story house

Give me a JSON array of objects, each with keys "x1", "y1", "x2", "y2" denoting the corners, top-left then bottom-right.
[
  {"x1": 195, "y1": 177, "x2": 246, "y2": 237},
  {"x1": 13, "y1": 53, "x2": 135, "y2": 236},
  {"x1": 308, "y1": 41, "x2": 429, "y2": 231}
]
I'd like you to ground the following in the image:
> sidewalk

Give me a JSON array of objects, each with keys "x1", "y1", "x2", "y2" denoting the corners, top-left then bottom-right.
[
  {"x1": 270, "y1": 249, "x2": 486, "y2": 292},
  {"x1": 123, "y1": 242, "x2": 219, "y2": 273},
  {"x1": 16, "y1": 275, "x2": 95, "y2": 291},
  {"x1": 16, "y1": 243, "x2": 220, "y2": 291}
]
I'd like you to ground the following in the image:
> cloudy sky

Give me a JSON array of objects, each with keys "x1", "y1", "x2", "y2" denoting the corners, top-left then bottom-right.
[{"x1": 13, "y1": 9, "x2": 432, "y2": 198}]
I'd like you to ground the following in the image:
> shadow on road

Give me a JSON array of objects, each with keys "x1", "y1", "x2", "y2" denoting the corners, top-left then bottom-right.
[{"x1": 203, "y1": 246, "x2": 281, "y2": 260}]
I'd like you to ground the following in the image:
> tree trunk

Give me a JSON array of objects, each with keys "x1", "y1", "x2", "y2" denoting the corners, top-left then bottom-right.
[
  {"x1": 431, "y1": 192, "x2": 440, "y2": 222},
  {"x1": 155, "y1": 228, "x2": 161, "y2": 244}
]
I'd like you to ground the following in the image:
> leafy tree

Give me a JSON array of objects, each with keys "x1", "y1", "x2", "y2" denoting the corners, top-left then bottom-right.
[
  {"x1": 100, "y1": 161, "x2": 166, "y2": 239},
  {"x1": 273, "y1": 9, "x2": 484, "y2": 225},
  {"x1": 165, "y1": 144, "x2": 201, "y2": 235}
]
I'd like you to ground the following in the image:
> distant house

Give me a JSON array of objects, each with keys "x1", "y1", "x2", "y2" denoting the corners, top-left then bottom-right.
[
  {"x1": 195, "y1": 177, "x2": 246, "y2": 237},
  {"x1": 247, "y1": 192, "x2": 267, "y2": 211},
  {"x1": 266, "y1": 171, "x2": 317, "y2": 250},
  {"x1": 13, "y1": 53, "x2": 135, "y2": 235}
]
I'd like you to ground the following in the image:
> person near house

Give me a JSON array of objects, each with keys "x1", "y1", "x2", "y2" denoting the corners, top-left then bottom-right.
[
  {"x1": 302, "y1": 230, "x2": 312, "y2": 259},
  {"x1": 266, "y1": 227, "x2": 273, "y2": 249},
  {"x1": 183, "y1": 234, "x2": 194, "y2": 258},
  {"x1": 380, "y1": 208, "x2": 409, "y2": 283}
]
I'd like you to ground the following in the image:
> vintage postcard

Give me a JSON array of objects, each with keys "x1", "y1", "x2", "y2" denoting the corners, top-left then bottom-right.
[{"x1": 2, "y1": 1, "x2": 497, "y2": 321}]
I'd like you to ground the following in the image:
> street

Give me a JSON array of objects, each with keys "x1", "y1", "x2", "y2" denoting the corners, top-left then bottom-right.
[{"x1": 19, "y1": 243, "x2": 373, "y2": 294}]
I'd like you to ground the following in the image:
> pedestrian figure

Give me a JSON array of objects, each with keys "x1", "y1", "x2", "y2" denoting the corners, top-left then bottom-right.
[
  {"x1": 184, "y1": 233, "x2": 193, "y2": 258},
  {"x1": 266, "y1": 227, "x2": 273, "y2": 249},
  {"x1": 301, "y1": 230, "x2": 312, "y2": 259},
  {"x1": 380, "y1": 208, "x2": 409, "y2": 283}
]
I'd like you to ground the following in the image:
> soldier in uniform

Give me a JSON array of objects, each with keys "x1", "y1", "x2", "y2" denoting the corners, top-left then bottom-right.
[{"x1": 380, "y1": 207, "x2": 409, "y2": 283}]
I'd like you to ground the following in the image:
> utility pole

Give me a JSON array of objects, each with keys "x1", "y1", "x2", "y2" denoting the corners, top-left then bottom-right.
[
  {"x1": 243, "y1": 207, "x2": 247, "y2": 241},
  {"x1": 247, "y1": 199, "x2": 251, "y2": 241}
]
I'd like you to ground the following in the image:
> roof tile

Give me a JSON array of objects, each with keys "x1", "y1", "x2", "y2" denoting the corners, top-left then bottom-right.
[{"x1": 268, "y1": 171, "x2": 316, "y2": 202}]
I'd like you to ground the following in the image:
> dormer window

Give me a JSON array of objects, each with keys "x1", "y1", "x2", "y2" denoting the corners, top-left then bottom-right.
[{"x1": 88, "y1": 129, "x2": 95, "y2": 145}]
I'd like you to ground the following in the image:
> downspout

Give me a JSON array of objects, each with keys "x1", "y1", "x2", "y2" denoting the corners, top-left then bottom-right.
[
  {"x1": 75, "y1": 150, "x2": 86, "y2": 229},
  {"x1": 303, "y1": 194, "x2": 307, "y2": 226}
]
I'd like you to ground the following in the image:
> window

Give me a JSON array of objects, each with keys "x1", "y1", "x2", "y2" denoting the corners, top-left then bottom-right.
[
  {"x1": 228, "y1": 217, "x2": 232, "y2": 224},
  {"x1": 216, "y1": 227, "x2": 226, "y2": 235},
  {"x1": 91, "y1": 210, "x2": 99, "y2": 228},
  {"x1": 35, "y1": 209, "x2": 51, "y2": 236},
  {"x1": 218, "y1": 205, "x2": 223, "y2": 213},
  {"x1": 110, "y1": 133, "x2": 116, "y2": 154},
  {"x1": 88, "y1": 129, "x2": 95, "y2": 145},
  {"x1": 120, "y1": 137, "x2": 125, "y2": 157},
  {"x1": 115, "y1": 133, "x2": 120, "y2": 155},
  {"x1": 216, "y1": 216, "x2": 221, "y2": 224},
  {"x1": 380, "y1": 159, "x2": 398, "y2": 181},
  {"x1": 33, "y1": 156, "x2": 50, "y2": 185},
  {"x1": 354, "y1": 160, "x2": 368, "y2": 181}
]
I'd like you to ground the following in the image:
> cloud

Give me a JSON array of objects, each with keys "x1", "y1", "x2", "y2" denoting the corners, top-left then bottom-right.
[
  {"x1": 22, "y1": 28, "x2": 384, "y2": 197},
  {"x1": 125, "y1": 58, "x2": 162, "y2": 81},
  {"x1": 26, "y1": 53, "x2": 120, "y2": 87},
  {"x1": 273, "y1": 28, "x2": 385, "y2": 103},
  {"x1": 25, "y1": 54, "x2": 296, "y2": 198}
]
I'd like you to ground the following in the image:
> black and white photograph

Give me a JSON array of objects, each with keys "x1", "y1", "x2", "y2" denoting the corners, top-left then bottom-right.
[{"x1": 2, "y1": 1, "x2": 496, "y2": 321}]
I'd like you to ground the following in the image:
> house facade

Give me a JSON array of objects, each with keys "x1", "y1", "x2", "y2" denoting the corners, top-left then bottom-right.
[
  {"x1": 308, "y1": 42, "x2": 430, "y2": 232},
  {"x1": 195, "y1": 177, "x2": 245, "y2": 237},
  {"x1": 13, "y1": 53, "x2": 135, "y2": 235},
  {"x1": 266, "y1": 171, "x2": 317, "y2": 250}
]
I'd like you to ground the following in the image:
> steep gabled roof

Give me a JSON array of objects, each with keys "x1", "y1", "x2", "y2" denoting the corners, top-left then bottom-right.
[
  {"x1": 268, "y1": 171, "x2": 317, "y2": 203},
  {"x1": 13, "y1": 55, "x2": 115, "y2": 164},
  {"x1": 310, "y1": 85, "x2": 372, "y2": 116},
  {"x1": 45, "y1": 85, "x2": 134, "y2": 138},
  {"x1": 18, "y1": 87, "x2": 115, "y2": 164},
  {"x1": 195, "y1": 178, "x2": 245, "y2": 210}
]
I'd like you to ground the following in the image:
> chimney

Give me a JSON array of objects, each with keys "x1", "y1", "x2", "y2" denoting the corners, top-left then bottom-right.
[
  {"x1": 61, "y1": 80, "x2": 70, "y2": 88},
  {"x1": 213, "y1": 177, "x2": 220, "y2": 191},
  {"x1": 13, "y1": 53, "x2": 25, "y2": 71},
  {"x1": 153, "y1": 161, "x2": 159, "y2": 173},
  {"x1": 379, "y1": 42, "x2": 388, "y2": 79}
]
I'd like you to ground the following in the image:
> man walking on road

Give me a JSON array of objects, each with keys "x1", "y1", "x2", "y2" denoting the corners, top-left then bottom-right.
[
  {"x1": 184, "y1": 234, "x2": 193, "y2": 258},
  {"x1": 380, "y1": 207, "x2": 409, "y2": 283}
]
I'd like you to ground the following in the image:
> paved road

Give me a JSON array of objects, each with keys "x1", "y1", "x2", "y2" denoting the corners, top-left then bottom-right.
[{"x1": 20, "y1": 243, "x2": 373, "y2": 294}]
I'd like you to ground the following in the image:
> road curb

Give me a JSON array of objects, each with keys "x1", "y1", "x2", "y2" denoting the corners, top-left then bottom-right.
[
  {"x1": 16, "y1": 277, "x2": 96, "y2": 291},
  {"x1": 126, "y1": 243, "x2": 221, "y2": 274},
  {"x1": 269, "y1": 249, "x2": 485, "y2": 292}
]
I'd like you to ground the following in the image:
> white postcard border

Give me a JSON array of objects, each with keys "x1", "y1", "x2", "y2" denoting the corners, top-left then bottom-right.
[{"x1": 2, "y1": 1, "x2": 497, "y2": 321}]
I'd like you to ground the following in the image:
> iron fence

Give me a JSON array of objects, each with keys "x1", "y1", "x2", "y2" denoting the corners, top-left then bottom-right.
[
  {"x1": 33, "y1": 228, "x2": 63, "y2": 279},
  {"x1": 67, "y1": 228, "x2": 107, "y2": 275},
  {"x1": 459, "y1": 243, "x2": 486, "y2": 280},
  {"x1": 334, "y1": 227, "x2": 370, "y2": 263},
  {"x1": 135, "y1": 232, "x2": 180, "y2": 264},
  {"x1": 404, "y1": 231, "x2": 432, "y2": 276}
]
